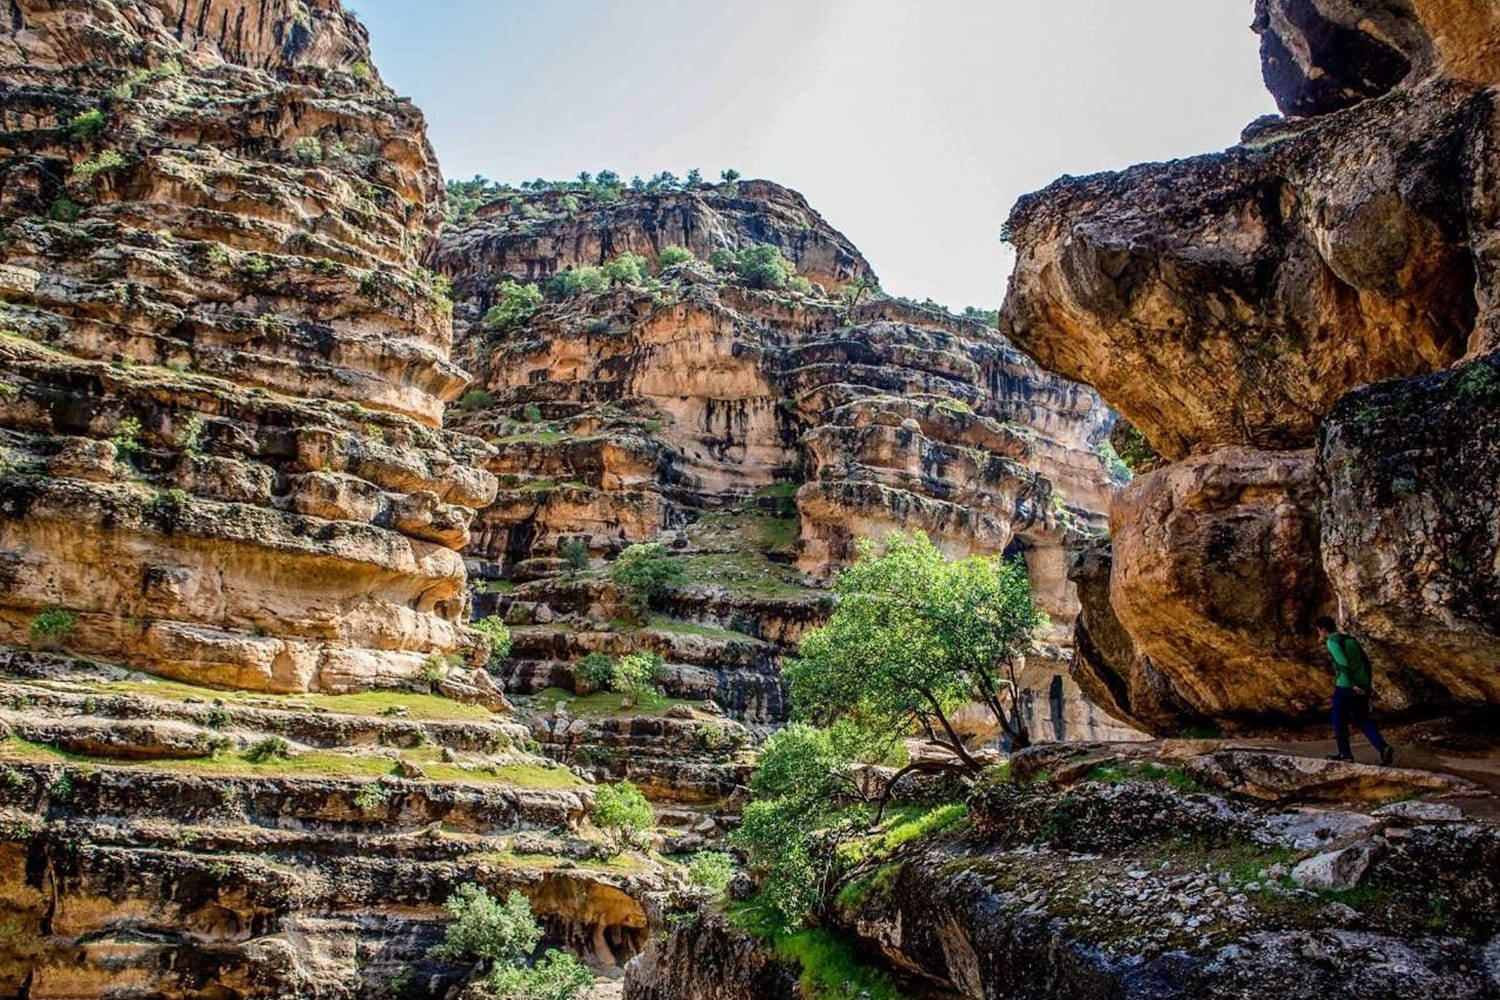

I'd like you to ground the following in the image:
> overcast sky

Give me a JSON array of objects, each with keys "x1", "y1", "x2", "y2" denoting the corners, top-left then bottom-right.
[{"x1": 356, "y1": 1, "x2": 1275, "y2": 311}]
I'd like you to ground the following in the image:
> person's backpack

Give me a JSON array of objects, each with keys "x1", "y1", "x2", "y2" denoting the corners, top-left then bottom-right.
[{"x1": 1334, "y1": 633, "x2": 1373, "y2": 689}]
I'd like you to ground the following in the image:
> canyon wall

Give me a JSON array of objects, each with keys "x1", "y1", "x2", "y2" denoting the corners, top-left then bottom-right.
[
  {"x1": 0, "y1": 0, "x2": 501, "y2": 694},
  {"x1": 436, "y1": 181, "x2": 1140, "y2": 744},
  {"x1": 1002, "y1": 0, "x2": 1500, "y2": 734}
]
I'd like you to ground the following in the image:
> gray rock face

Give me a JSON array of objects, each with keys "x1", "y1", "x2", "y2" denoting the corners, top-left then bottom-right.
[{"x1": 1253, "y1": 0, "x2": 1426, "y2": 116}]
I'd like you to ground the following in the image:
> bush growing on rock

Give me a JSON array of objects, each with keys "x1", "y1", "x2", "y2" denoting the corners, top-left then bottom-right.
[
  {"x1": 70, "y1": 148, "x2": 125, "y2": 184},
  {"x1": 29, "y1": 607, "x2": 76, "y2": 647},
  {"x1": 733, "y1": 244, "x2": 791, "y2": 290},
  {"x1": 549, "y1": 266, "x2": 609, "y2": 297},
  {"x1": 612, "y1": 651, "x2": 662, "y2": 708},
  {"x1": 602, "y1": 252, "x2": 647, "y2": 285},
  {"x1": 245, "y1": 736, "x2": 289, "y2": 763},
  {"x1": 573, "y1": 652, "x2": 614, "y2": 693},
  {"x1": 472, "y1": 615, "x2": 512, "y2": 665},
  {"x1": 687, "y1": 850, "x2": 734, "y2": 893},
  {"x1": 289, "y1": 135, "x2": 323, "y2": 164},
  {"x1": 458, "y1": 388, "x2": 494, "y2": 411},
  {"x1": 559, "y1": 537, "x2": 589, "y2": 576},
  {"x1": 431, "y1": 884, "x2": 593, "y2": 1000},
  {"x1": 483, "y1": 280, "x2": 542, "y2": 330},
  {"x1": 609, "y1": 542, "x2": 683, "y2": 620},
  {"x1": 591, "y1": 780, "x2": 653, "y2": 849},
  {"x1": 655, "y1": 245, "x2": 693, "y2": 270},
  {"x1": 67, "y1": 108, "x2": 106, "y2": 141}
]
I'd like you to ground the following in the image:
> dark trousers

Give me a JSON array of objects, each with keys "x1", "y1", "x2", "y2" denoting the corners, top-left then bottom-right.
[{"x1": 1332, "y1": 686, "x2": 1388, "y2": 759}]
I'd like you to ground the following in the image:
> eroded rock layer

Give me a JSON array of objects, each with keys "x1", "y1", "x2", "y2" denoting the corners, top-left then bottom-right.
[
  {"x1": 438, "y1": 183, "x2": 1140, "y2": 746},
  {"x1": 1001, "y1": 0, "x2": 1500, "y2": 733},
  {"x1": 0, "y1": 0, "x2": 499, "y2": 692}
]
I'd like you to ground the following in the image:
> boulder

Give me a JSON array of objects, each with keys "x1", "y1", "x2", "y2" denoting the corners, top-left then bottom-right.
[{"x1": 1108, "y1": 448, "x2": 1331, "y2": 727}]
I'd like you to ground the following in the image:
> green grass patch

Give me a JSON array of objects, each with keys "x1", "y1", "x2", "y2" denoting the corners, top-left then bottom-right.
[
  {"x1": 0, "y1": 737, "x2": 581, "y2": 788},
  {"x1": 91, "y1": 676, "x2": 497, "y2": 721},
  {"x1": 528, "y1": 687, "x2": 688, "y2": 718},
  {"x1": 1083, "y1": 761, "x2": 1204, "y2": 792},
  {"x1": 728, "y1": 901, "x2": 908, "y2": 1000}
]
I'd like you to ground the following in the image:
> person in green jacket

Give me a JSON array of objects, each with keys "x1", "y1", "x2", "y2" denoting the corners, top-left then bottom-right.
[{"x1": 1315, "y1": 616, "x2": 1394, "y2": 765}]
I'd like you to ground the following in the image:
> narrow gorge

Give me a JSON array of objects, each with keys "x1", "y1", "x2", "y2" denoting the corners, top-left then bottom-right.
[{"x1": 0, "y1": 2, "x2": 1494, "y2": 999}]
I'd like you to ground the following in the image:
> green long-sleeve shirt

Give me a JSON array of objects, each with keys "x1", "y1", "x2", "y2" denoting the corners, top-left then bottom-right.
[{"x1": 1326, "y1": 632, "x2": 1371, "y2": 688}]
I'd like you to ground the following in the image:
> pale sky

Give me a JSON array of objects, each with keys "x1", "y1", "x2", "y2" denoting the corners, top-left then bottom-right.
[{"x1": 356, "y1": 1, "x2": 1275, "y2": 311}]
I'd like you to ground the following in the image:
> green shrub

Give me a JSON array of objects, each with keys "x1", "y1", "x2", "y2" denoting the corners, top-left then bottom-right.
[
  {"x1": 431, "y1": 884, "x2": 540, "y2": 965},
  {"x1": 483, "y1": 280, "x2": 543, "y2": 330},
  {"x1": 560, "y1": 538, "x2": 589, "y2": 575},
  {"x1": 109, "y1": 415, "x2": 142, "y2": 456},
  {"x1": 610, "y1": 651, "x2": 662, "y2": 707},
  {"x1": 70, "y1": 149, "x2": 125, "y2": 184},
  {"x1": 67, "y1": 108, "x2": 106, "y2": 141},
  {"x1": 29, "y1": 607, "x2": 76, "y2": 645},
  {"x1": 175, "y1": 414, "x2": 206, "y2": 455},
  {"x1": 709, "y1": 248, "x2": 736, "y2": 270},
  {"x1": 734, "y1": 244, "x2": 790, "y2": 290},
  {"x1": 472, "y1": 615, "x2": 512, "y2": 664},
  {"x1": 602, "y1": 252, "x2": 647, "y2": 285},
  {"x1": 788, "y1": 275, "x2": 813, "y2": 295},
  {"x1": 608, "y1": 542, "x2": 683, "y2": 619},
  {"x1": 656, "y1": 245, "x2": 693, "y2": 270},
  {"x1": 458, "y1": 388, "x2": 494, "y2": 411},
  {"x1": 523, "y1": 403, "x2": 543, "y2": 423},
  {"x1": 290, "y1": 135, "x2": 323, "y2": 163},
  {"x1": 244, "y1": 736, "x2": 289, "y2": 763},
  {"x1": 549, "y1": 266, "x2": 609, "y2": 297},
  {"x1": 591, "y1": 780, "x2": 653, "y2": 847},
  {"x1": 687, "y1": 851, "x2": 734, "y2": 892},
  {"x1": 573, "y1": 652, "x2": 614, "y2": 693},
  {"x1": 485, "y1": 949, "x2": 593, "y2": 1000},
  {"x1": 350, "y1": 60, "x2": 371, "y2": 82},
  {"x1": 47, "y1": 772, "x2": 73, "y2": 802},
  {"x1": 48, "y1": 197, "x2": 80, "y2": 222},
  {"x1": 353, "y1": 783, "x2": 387, "y2": 811}
]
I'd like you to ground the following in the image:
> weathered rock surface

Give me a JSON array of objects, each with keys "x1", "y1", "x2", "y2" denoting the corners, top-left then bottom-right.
[
  {"x1": 441, "y1": 183, "x2": 1139, "y2": 758},
  {"x1": 0, "y1": 0, "x2": 497, "y2": 692},
  {"x1": 1002, "y1": 0, "x2": 1500, "y2": 733}
]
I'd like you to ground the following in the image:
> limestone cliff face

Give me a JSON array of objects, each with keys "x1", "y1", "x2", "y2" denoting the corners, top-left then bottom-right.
[
  {"x1": 1001, "y1": 0, "x2": 1500, "y2": 733},
  {"x1": 438, "y1": 183, "x2": 1138, "y2": 743},
  {"x1": 0, "y1": 0, "x2": 499, "y2": 693}
]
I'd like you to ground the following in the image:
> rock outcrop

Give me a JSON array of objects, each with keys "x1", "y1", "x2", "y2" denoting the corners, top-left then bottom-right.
[
  {"x1": 629, "y1": 743, "x2": 1500, "y2": 1000},
  {"x1": 1002, "y1": 0, "x2": 1500, "y2": 733},
  {"x1": 0, "y1": 0, "x2": 498, "y2": 692}
]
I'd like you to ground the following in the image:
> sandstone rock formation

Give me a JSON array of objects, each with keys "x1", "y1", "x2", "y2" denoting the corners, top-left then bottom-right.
[
  {"x1": 438, "y1": 181, "x2": 1141, "y2": 751},
  {"x1": 1001, "y1": 0, "x2": 1500, "y2": 733},
  {"x1": 0, "y1": 0, "x2": 498, "y2": 692}
]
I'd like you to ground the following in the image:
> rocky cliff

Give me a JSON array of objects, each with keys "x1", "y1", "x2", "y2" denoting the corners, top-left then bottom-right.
[
  {"x1": 1001, "y1": 0, "x2": 1500, "y2": 734},
  {"x1": 0, "y1": 0, "x2": 502, "y2": 694},
  {"x1": 435, "y1": 181, "x2": 1140, "y2": 763},
  {"x1": 0, "y1": 4, "x2": 689, "y2": 996}
]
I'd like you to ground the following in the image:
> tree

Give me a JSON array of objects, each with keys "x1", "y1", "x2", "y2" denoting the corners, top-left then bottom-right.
[
  {"x1": 785, "y1": 531, "x2": 1045, "y2": 772},
  {"x1": 549, "y1": 266, "x2": 608, "y2": 297},
  {"x1": 559, "y1": 537, "x2": 589, "y2": 576},
  {"x1": 685, "y1": 168, "x2": 703, "y2": 187},
  {"x1": 573, "y1": 652, "x2": 613, "y2": 693},
  {"x1": 602, "y1": 252, "x2": 646, "y2": 285},
  {"x1": 608, "y1": 542, "x2": 682, "y2": 620},
  {"x1": 733, "y1": 244, "x2": 789, "y2": 290},
  {"x1": 610, "y1": 651, "x2": 661, "y2": 707},
  {"x1": 430, "y1": 884, "x2": 592, "y2": 1000},
  {"x1": 592, "y1": 780, "x2": 653, "y2": 849},
  {"x1": 484, "y1": 280, "x2": 542, "y2": 330},
  {"x1": 720, "y1": 169, "x2": 741, "y2": 183},
  {"x1": 838, "y1": 275, "x2": 880, "y2": 317},
  {"x1": 472, "y1": 615, "x2": 512, "y2": 666},
  {"x1": 729, "y1": 723, "x2": 876, "y2": 928}
]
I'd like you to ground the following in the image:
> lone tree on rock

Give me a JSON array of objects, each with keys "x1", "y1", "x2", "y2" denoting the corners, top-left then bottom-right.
[{"x1": 786, "y1": 531, "x2": 1045, "y2": 775}]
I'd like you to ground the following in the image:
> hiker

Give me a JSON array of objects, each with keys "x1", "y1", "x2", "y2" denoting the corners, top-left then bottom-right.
[{"x1": 1315, "y1": 616, "x2": 1394, "y2": 766}]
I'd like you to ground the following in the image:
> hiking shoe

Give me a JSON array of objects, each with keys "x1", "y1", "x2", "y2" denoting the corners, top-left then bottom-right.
[
  {"x1": 1325, "y1": 753, "x2": 1354, "y2": 762},
  {"x1": 1380, "y1": 746, "x2": 1396, "y2": 767}
]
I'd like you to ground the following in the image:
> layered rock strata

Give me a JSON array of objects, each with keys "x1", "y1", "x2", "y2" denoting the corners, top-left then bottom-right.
[
  {"x1": 0, "y1": 0, "x2": 497, "y2": 692},
  {"x1": 1001, "y1": 0, "x2": 1500, "y2": 733},
  {"x1": 438, "y1": 184, "x2": 1140, "y2": 755}
]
